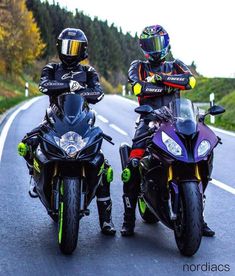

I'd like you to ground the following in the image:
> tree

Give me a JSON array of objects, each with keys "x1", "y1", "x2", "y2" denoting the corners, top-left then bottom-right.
[
  {"x1": 26, "y1": 0, "x2": 144, "y2": 86},
  {"x1": 0, "y1": 0, "x2": 45, "y2": 75}
]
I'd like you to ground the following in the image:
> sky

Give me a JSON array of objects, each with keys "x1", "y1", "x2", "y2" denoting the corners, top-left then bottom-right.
[{"x1": 51, "y1": 0, "x2": 235, "y2": 78}]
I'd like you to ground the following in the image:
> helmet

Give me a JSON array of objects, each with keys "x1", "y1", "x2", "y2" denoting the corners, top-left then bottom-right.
[
  {"x1": 56, "y1": 28, "x2": 88, "y2": 67},
  {"x1": 139, "y1": 25, "x2": 170, "y2": 63}
]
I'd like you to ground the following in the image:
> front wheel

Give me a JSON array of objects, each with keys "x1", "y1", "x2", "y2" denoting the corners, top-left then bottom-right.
[
  {"x1": 58, "y1": 177, "x2": 80, "y2": 255},
  {"x1": 138, "y1": 197, "x2": 158, "y2": 224},
  {"x1": 174, "y1": 181, "x2": 203, "y2": 257}
]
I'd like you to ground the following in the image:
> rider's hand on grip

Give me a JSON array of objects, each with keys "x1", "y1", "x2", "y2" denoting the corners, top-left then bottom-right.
[{"x1": 69, "y1": 80, "x2": 84, "y2": 92}]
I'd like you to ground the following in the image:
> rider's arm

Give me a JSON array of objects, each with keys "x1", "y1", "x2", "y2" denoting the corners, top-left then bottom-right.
[
  {"x1": 38, "y1": 63, "x2": 70, "y2": 95},
  {"x1": 79, "y1": 66, "x2": 104, "y2": 104},
  {"x1": 159, "y1": 59, "x2": 196, "y2": 90},
  {"x1": 128, "y1": 60, "x2": 166, "y2": 97}
]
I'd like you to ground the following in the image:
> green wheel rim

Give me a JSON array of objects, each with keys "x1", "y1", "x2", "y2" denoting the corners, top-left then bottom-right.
[
  {"x1": 58, "y1": 202, "x2": 64, "y2": 244},
  {"x1": 139, "y1": 198, "x2": 147, "y2": 214},
  {"x1": 58, "y1": 182, "x2": 64, "y2": 244}
]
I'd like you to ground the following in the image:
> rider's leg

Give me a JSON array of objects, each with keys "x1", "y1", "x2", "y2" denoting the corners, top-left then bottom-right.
[
  {"x1": 121, "y1": 119, "x2": 148, "y2": 236},
  {"x1": 18, "y1": 123, "x2": 45, "y2": 198},
  {"x1": 96, "y1": 160, "x2": 116, "y2": 235}
]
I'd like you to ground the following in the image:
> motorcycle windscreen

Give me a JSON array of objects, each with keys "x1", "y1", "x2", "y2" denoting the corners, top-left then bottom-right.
[
  {"x1": 57, "y1": 94, "x2": 88, "y2": 123},
  {"x1": 171, "y1": 98, "x2": 198, "y2": 136}
]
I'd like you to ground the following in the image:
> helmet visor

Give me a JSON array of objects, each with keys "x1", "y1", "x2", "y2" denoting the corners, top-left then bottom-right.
[
  {"x1": 140, "y1": 35, "x2": 168, "y2": 53},
  {"x1": 60, "y1": 39, "x2": 83, "y2": 56}
]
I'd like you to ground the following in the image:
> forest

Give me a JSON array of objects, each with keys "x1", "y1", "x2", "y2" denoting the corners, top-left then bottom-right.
[{"x1": 0, "y1": 0, "x2": 234, "y2": 130}]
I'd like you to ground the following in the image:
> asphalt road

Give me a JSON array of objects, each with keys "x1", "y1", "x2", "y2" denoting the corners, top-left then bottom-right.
[{"x1": 0, "y1": 95, "x2": 235, "y2": 276}]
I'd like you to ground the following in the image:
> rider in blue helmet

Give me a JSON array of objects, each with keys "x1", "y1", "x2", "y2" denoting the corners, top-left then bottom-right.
[{"x1": 121, "y1": 25, "x2": 214, "y2": 238}]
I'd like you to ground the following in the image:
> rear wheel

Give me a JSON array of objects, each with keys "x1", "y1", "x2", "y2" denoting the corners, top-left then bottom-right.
[
  {"x1": 174, "y1": 181, "x2": 203, "y2": 256},
  {"x1": 138, "y1": 197, "x2": 158, "y2": 224},
  {"x1": 58, "y1": 178, "x2": 80, "y2": 255}
]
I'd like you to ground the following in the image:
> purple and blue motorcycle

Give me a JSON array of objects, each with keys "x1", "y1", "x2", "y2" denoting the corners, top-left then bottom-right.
[{"x1": 120, "y1": 98, "x2": 225, "y2": 256}]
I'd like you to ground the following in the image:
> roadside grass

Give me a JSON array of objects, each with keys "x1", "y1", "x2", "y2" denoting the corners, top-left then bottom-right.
[
  {"x1": 0, "y1": 96, "x2": 26, "y2": 114},
  {"x1": 182, "y1": 77, "x2": 235, "y2": 102},
  {"x1": 121, "y1": 87, "x2": 235, "y2": 132},
  {"x1": 0, "y1": 75, "x2": 39, "y2": 114}
]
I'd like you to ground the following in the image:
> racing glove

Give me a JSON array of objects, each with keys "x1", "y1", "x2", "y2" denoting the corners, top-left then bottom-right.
[{"x1": 69, "y1": 80, "x2": 84, "y2": 92}]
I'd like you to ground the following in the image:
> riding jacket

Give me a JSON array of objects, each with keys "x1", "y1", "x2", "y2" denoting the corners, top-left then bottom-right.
[
  {"x1": 39, "y1": 63, "x2": 104, "y2": 104},
  {"x1": 128, "y1": 59, "x2": 196, "y2": 109}
]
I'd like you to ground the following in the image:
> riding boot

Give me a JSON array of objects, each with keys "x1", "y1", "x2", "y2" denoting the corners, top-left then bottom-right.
[
  {"x1": 121, "y1": 195, "x2": 137, "y2": 236},
  {"x1": 97, "y1": 198, "x2": 116, "y2": 236},
  {"x1": 202, "y1": 194, "x2": 215, "y2": 237}
]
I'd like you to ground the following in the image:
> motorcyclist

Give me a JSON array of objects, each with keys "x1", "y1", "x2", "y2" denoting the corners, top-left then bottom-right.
[
  {"x1": 120, "y1": 24, "x2": 214, "y2": 237},
  {"x1": 19, "y1": 28, "x2": 116, "y2": 236}
]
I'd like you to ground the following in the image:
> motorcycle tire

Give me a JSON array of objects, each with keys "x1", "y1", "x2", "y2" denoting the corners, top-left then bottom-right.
[
  {"x1": 58, "y1": 177, "x2": 80, "y2": 255},
  {"x1": 138, "y1": 197, "x2": 158, "y2": 224},
  {"x1": 174, "y1": 181, "x2": 203, "y2": 257}
]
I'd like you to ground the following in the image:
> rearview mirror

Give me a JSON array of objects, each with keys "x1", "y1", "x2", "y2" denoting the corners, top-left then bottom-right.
[
  {"x1": 208, "y1": 105, "x2": 225, "y2": 116},
  {"x1": 135, "y1": 105, "x2": 153, "y2": 115}
]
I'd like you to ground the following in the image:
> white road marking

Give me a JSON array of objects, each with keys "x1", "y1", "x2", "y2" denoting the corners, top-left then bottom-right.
[
  {"x1": 211, "y1": 178, "x2": 235, "y2": 195},
  {"x1": 97, "y1": 114, "x2": 109, "y2": 123},
  {"x1": 96, "y1": 112, "x2": 128, "y2": 136},
  {"x1": 109, "y1": 124, "x2": 128, "y2": 136},
  {"x1": 0, "y1": 97, "x2": 41, "y2": 162},
  {"x1": 113, "y1": 95, "x2": 138, "y2": 106},
  {"x1": 209, "y1": 126, "x2": 235, "y2": 138}
]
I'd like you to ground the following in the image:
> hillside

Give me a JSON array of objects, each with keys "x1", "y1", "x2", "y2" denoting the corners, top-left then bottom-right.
[
  {"x1": 182, "y1": 77, "x2": 235, "y2": 103},
  {"x1": 0, "y1": 0, "x2": 143, "y2": 113},
  {"x1": 182, "y1": 77, "x2": 235, "y2": 130},
  {"x1": 26, "y1": 0, "x2": 144, "y2": 86},
  {"x1": 0, "y1": 76, "x2": 38, "y2": 114}
]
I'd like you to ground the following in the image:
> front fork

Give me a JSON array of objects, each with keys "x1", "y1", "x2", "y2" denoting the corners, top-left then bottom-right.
[
  {"x1": 52, "y1": 164, "x2": 89, "y2": 218},
  {"x1": 168, "y1": 164, "x2": 203, "y2": 221}
]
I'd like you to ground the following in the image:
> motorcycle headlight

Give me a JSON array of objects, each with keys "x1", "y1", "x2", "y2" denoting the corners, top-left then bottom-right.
[
  {"x1": 54, "y1": 131, "x2": 88, "y2": 158},
  {"x1": 198, "y1": 140, "x2": 211, "y2": 157},
  {"x1": 162, "y1": 131, "x2": 182, "y2": 156}
]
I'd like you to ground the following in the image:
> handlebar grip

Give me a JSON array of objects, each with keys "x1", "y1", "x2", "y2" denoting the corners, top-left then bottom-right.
[
  {"x1": 102, "y1": 133, "x2": 114, "y2": 145},
  {"x1": 103, "y1": 133, "x2": 112, "y2": 141},
  {"x1": 132, "y1": 127, "x2": 156, "y2": 143},
  {"x1": 132, "y1": 131, "x2": 150, "y2": 143}
]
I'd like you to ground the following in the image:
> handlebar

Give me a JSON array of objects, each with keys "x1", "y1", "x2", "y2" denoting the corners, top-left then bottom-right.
[
  {"x1": 102, "y1": 133, "x2": 115, "y2": 145},
  {"x1": 132, "y1": 127, "x2": 156, "y2": 143}
]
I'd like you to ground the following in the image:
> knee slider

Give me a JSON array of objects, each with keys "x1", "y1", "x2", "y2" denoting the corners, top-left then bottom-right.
[
  {"x1": 121, "y1": 158, "x2": 139, "y2": 183},
  {"x1": 102, "y1": 160, "x2": 113, "y2": 183},
  {"x1": 106, "y1": 166, "x2": 113, "y2": 183},
  {"x1": 122, "y1": 168, "x2": 131, "y2": 183},
  {"x1": 17, "y1": 142, "x2": 29, "y2": 157}
]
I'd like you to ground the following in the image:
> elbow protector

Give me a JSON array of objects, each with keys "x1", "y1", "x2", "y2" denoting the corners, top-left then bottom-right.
[
  {"x1": 132, "y1": 83, "x2": 142, "y2": 96},
  {"x1": 188, "y1": 76, "x2": 196, "y2": 89},
  {"x1": 163, "y1": 75, "x2": 196, "y2": 90}
]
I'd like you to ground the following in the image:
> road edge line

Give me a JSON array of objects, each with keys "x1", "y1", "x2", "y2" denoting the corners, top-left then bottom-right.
[
  {"x1": 0, "y1": 97, "x2": 42, "y2": 162},
  {"x1": 211, "y1": 178, "x2": 235, "y2": 195},
  {"x1": 209, "y1": 126, "x2": 235, "y2": 138}
]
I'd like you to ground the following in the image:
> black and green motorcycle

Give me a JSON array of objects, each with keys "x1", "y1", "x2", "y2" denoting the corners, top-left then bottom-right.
[{"x1": 18, "y1": 94, "x2": 113, "y2": 254}]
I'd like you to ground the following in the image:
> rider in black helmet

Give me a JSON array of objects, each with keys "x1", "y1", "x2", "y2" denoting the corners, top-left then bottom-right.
[
  {"x1": 19, "y1": 28, "x2": 116, "y2": 236},
  {"x1": 120, "y1": 25, "x2": 214, "y2": 238}
]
